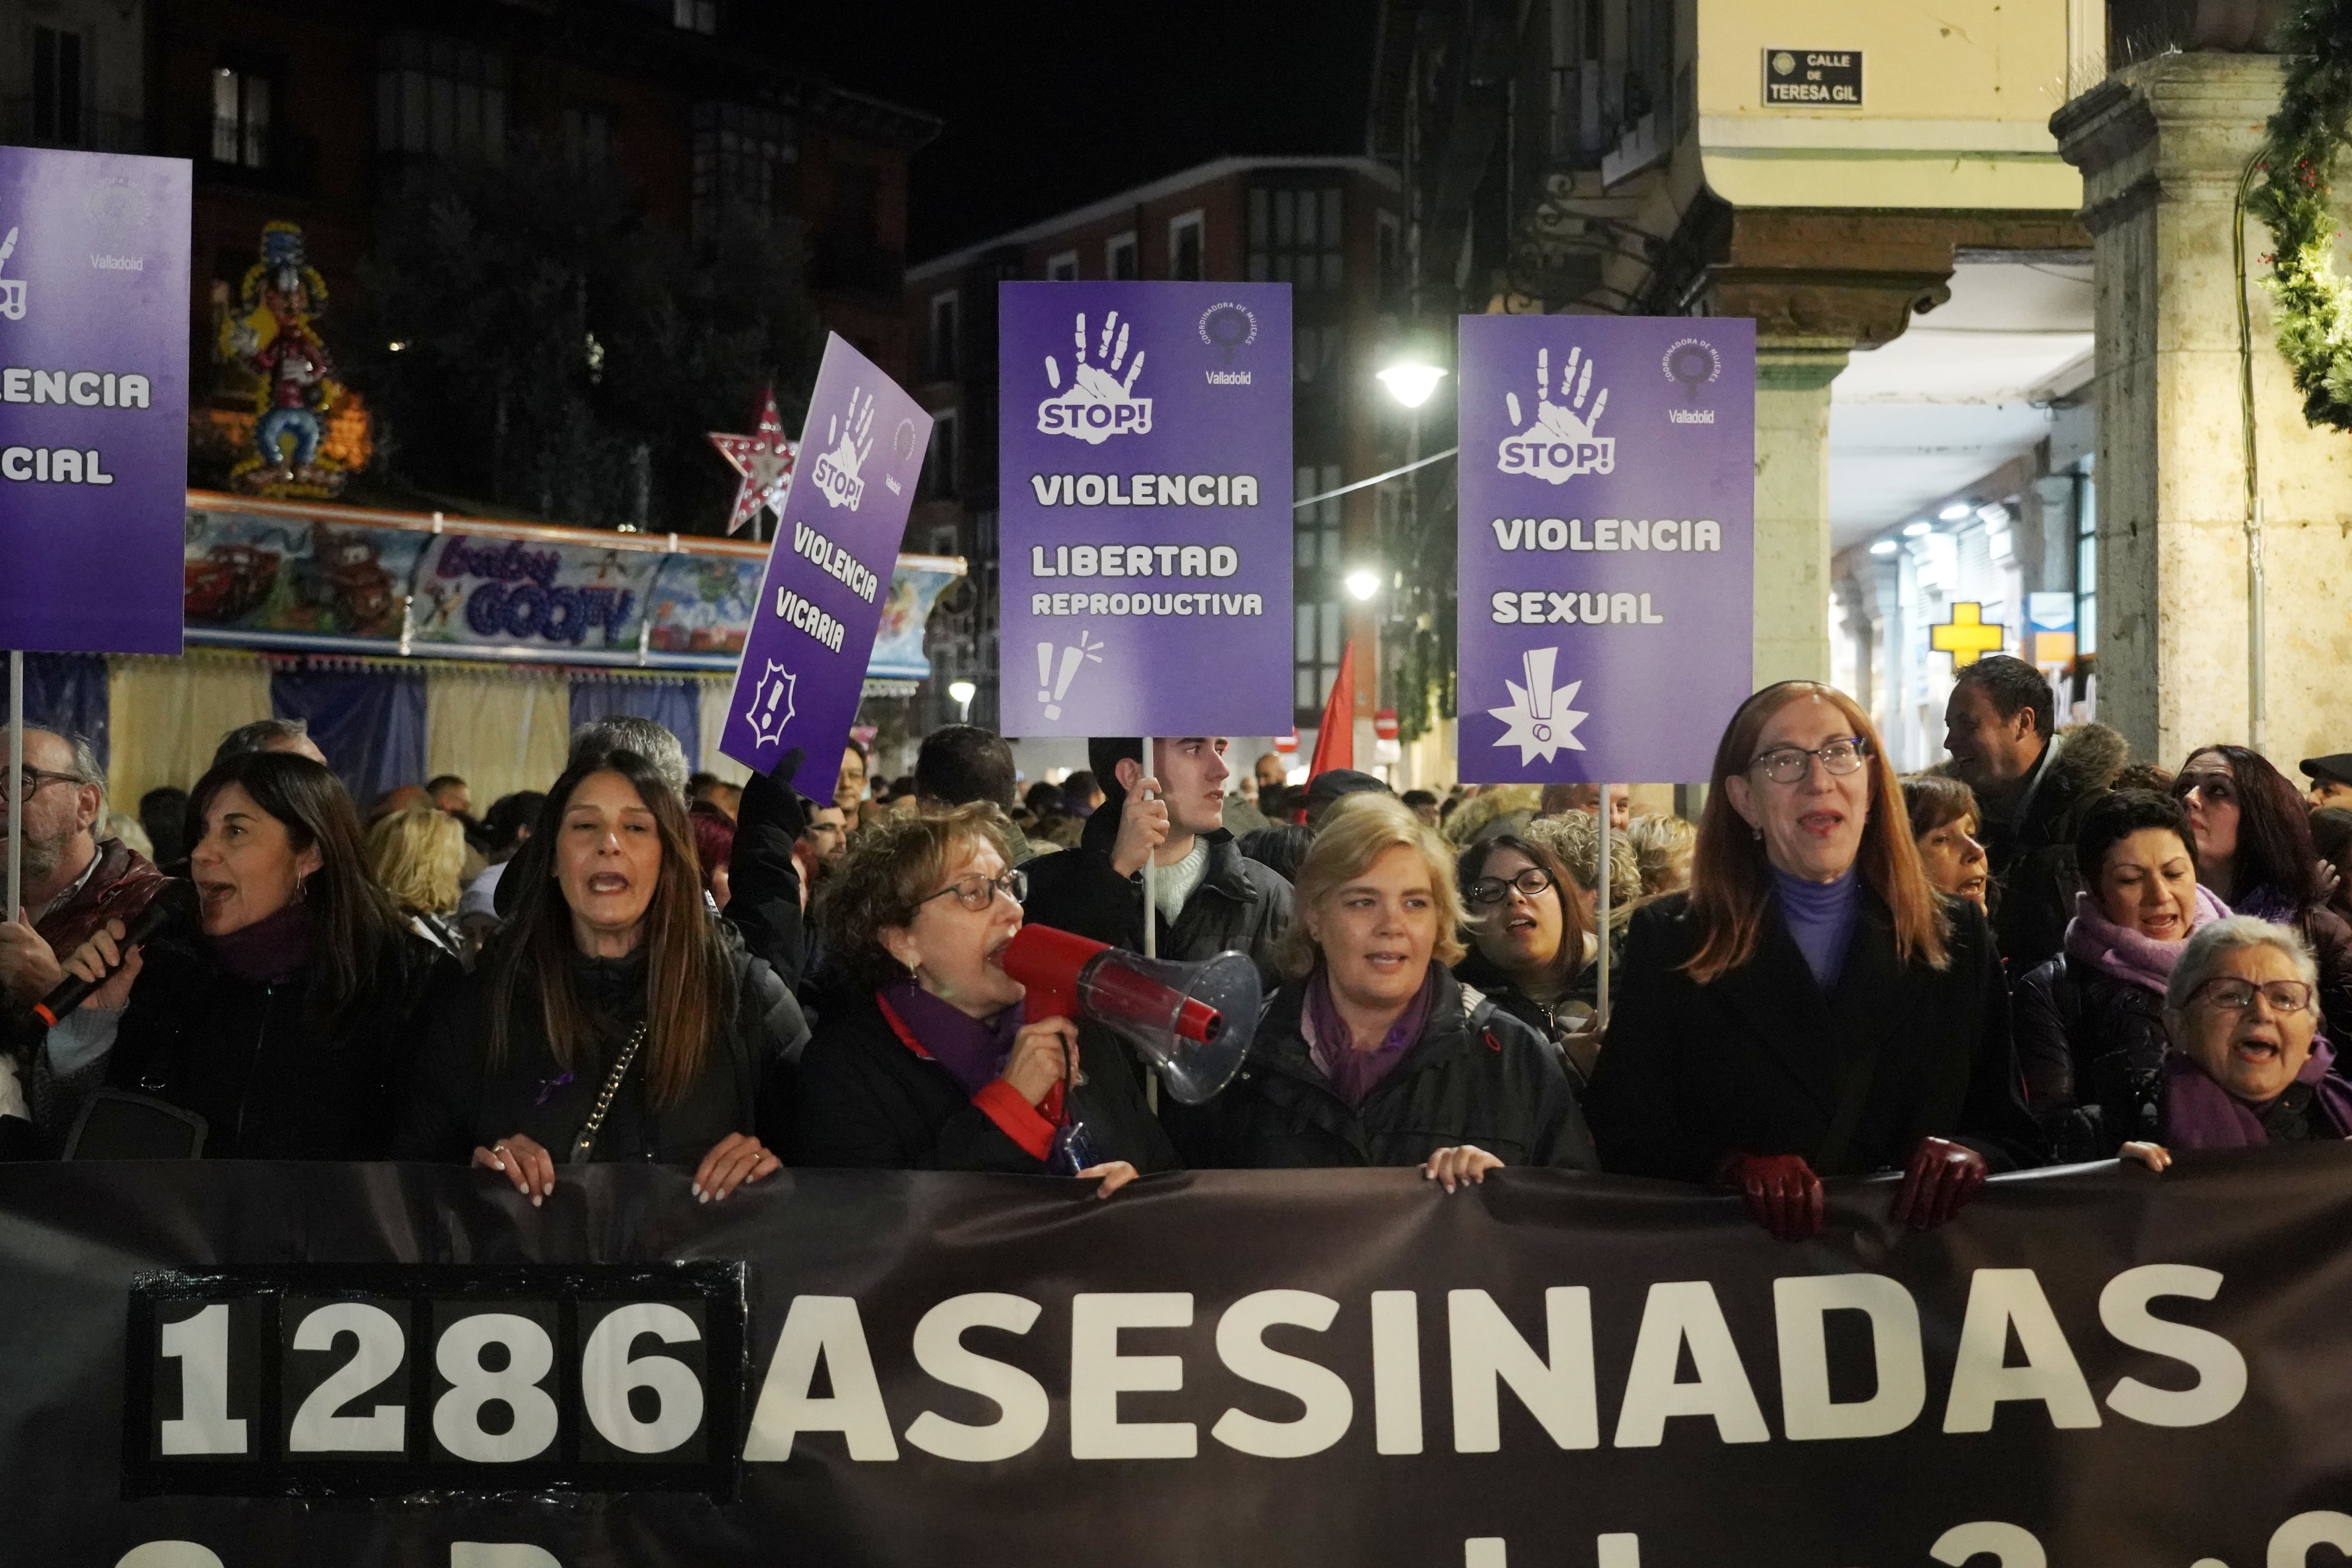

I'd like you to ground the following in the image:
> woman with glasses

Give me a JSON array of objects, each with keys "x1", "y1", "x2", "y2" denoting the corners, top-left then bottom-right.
[
  {"x1": 1175, "y1": 793, "x2": 1594, "y2": 1181},
  {"x1": 396, "y1": 748, "x2": 806, "y2": 1204},
  {"x1": 2106, "y1": 916, "x2": 2350, "y2": 1169},
  {"x1": 794, "y1": 803, "x2": 1167, "y2": 1194},
  {"x1": 1453, "y1": 835, "x2": 1599, "y2": 1086},
  {"x1": 2172, "y1": 746, "x2": 2352, "y2": 1042},
  {"x1": 1588, "y1": 682, "x2": 2040, "y2": 1242}
]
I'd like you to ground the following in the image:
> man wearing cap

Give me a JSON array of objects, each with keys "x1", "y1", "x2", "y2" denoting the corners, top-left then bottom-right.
[
  {"x1": 1022, "y1": 736, "x2": 1294, "y2": 984},
  {"x1": 2303, "y1": 755, "x2": 2352, "y2": 811}
]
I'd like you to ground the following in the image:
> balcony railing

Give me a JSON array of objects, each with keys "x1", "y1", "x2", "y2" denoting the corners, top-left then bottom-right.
[{"x1": 0, "y1": 97, "x2": 145, "y2": 153}]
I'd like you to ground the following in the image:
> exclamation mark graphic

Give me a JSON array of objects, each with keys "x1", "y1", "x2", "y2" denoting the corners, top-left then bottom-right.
[
  {"x1": 1522, "y1": 648, "x2": 1556, "y2": 744},
  {"x1": 1046, "y1": 645, "x2": 1084, "y2": 720},
  {"x1": 1037, "y1": 642, "x2": 1056, "y2": 710}
]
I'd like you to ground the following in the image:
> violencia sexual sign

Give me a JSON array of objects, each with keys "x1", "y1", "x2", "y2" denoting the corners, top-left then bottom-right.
[
  {"x1": 1457, "y1": 314, "x2": 1755, "y2": 784},
  {"x1": 0, "y1": 147, "x2": 191, "y2": 654},
  {"x1": 998, "y1": 281, "x2": 1291, "y2": 737},
  {"x1": 719, "y1": 334, "x2": 931, "y2": 795}
]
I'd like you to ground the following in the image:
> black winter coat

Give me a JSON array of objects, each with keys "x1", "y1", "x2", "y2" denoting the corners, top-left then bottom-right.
[
  {"x1": 1585, "y1": 890, "x2": 2041, "y2": 1183},
  {"x1": 1022, "y1": 789, "x2": 1294, "y2": 984},
  {"x1": 105, "y1": 916, "x2": 453, "y2": 1159},
  {"x1": 1453, "y1": 948, "x2": 1599, "y2": 1090},
  {"x1": 394, "y1": 946, "x2": 806, "y2": 1166},
  {"x1": 2012, "y1": 953, "x2": 2168, "y2": 1161},
  {"x1": 793, "y1": 981, "x2": 1177, "y2": 1173},
  {"x1": 1977, "y1": 723, "x2": 2129, "y2": 974},
  {"x1": 1171, "y1": 965, "x2": 1597, "y2": 1170},
  {"x1": 724, "y1": 763, "x2": 811, "y2": 990}
]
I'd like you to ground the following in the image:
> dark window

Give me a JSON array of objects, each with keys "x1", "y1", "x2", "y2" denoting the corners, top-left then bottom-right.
[
  {"x1": 1170, "y1": 214, "x2": 1202, "y2": 280},
  {"x1": 211, "y1": 67, "x2": 272, "y2": 169},
  {"x1": 32, "y1": 26, "x2": 84, "y2": 145},
  {"x1": 1293, "y1": 462, "x2": 1344, "y2": 716},
  {"x1": 929, "y1": 292, "x2": 958, "y2": 379},
  {"x1": 833, "y1": 164, "x2": 877, "y2": 260},
  {"x1": 691, "y1": 102, "x2": 796, "y2": 239},
  {"x1": 562, "y1": 106, "x2": 613, "y2": 173},
  {"x1": 1106, "y1": 233, "x2": 1138, "y2": 279},
  {"x1": 1248, "y1": 186, "x2": 1342, "y2": 290},
  {"x1": 376, "y1": 33, "x2": 508, "y2": 164},
  {"x1": 926, "y1": 410, "x2": 959, "y2": 500},
  {"x1": 1046, "y1": 252, "x2": 1077, "y2": 282},
  {"x1": 672, "y1": 0, "x2": 719, "y2": 33}
]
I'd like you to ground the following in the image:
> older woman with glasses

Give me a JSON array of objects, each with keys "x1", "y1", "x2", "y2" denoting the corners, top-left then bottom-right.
[
  {"x1": 1454, "y1": 834, "x2": 1597, "y2": 1085},
  {"x1": 795, "y1": 803, "x2": 1167, "y2": 1194},
  {"x1": 2108, "y1": 916, "x2": 2351, "y2": 1170},
  {"x1": 1588, "y1": 682, "x2": 2040, "y2": 1241},
  {"x1": 2172, "y1": 746, "x2": 2352, "y2": 1042}
]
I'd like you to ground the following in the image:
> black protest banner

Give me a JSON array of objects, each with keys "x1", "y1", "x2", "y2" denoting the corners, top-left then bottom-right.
[{"x1": 6, "y1": 1154, "x2": 2352, "y2": 1568}]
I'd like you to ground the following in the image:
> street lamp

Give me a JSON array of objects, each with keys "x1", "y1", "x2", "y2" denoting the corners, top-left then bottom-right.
[
  {"x1": 1376, "y1": 361, "x2": 1447, "y2": 408},
  {"x1": 948, "y1": 679, "x2": 976, "y2": 722},
  {"x1": 1345, "y1": 567, "x2": 1381, "y2": 602}
]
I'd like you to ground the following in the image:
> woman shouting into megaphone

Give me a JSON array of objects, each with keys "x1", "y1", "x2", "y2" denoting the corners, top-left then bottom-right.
[{"x1": 796, "y1": 803, "x2": 1173, "y2": 1194}]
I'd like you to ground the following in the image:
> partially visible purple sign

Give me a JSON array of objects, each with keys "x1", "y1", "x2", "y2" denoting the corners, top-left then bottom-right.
[
  {"x1": 1458, "y1": 315, "x2": 1755, "y2": 783},
  {"x1": 998, "y1": 282, "x2": 1291, "y2": 737},
  {"x1": 720, "y1": 335, "x2": 931, "y2": 796},
  {"x1": 0, "y1": 148, "x2": 191, "y2": 654}
]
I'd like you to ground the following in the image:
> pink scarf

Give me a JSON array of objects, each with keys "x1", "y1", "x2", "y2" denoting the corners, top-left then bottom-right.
[{"x1": 2063, "y1": 885, "x2": 2229, "y2": 994}]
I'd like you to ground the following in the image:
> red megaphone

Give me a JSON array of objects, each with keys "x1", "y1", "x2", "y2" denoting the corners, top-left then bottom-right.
[{"x1": 1001, "y1": 924, "x2": 1259, "y2": 1104}]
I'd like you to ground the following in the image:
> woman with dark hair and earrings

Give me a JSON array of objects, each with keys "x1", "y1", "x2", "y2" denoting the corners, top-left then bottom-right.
[
  {"x1": 396, "y1": 748, "x2": 806, "y2": 1204},
  {"x1": 55, "y1": 750, "x2": 452, "y2": 1157},
  {"x1": 2172, "y1": 745, "x2": 2352, "y2": 1043},
  {"x1": 1587, "y1": 682, "x2": 2041, "y2": 1242},
  {"x1": 1454, "y1": 833, "x2": 1598, "y2": 1086}
]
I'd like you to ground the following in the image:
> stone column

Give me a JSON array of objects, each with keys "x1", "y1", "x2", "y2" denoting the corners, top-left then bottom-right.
[
  {"x1": 1753, "y1": 347, "x2": 1848, "y2": 686},
  {"x1": 2057, "y1": 53, "x2": 2352, "y2": 767}
]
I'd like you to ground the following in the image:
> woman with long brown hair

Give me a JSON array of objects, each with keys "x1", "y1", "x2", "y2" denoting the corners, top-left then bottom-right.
[
  {"x1": 397, "y1": 747, "x2": 805, "y2": 1202},
  {"x1": 1586, "y1": 682, "x2": 2038, "y2": 1241}
]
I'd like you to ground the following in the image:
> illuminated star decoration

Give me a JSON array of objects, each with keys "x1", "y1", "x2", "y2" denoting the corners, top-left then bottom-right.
[
  {"x1": 707, "y1": 384, "x2": 797, "y2": 536},
  {"x1": 1487, "y1": 649, "x2": 1590, "y2": 764}
]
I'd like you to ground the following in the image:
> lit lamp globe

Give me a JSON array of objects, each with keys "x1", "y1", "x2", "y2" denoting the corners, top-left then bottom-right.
[
  {"x1": 1376, "y1": 361, "x2": 1447, "y2": 408},
  {"x1": 1345, "y1": 568, "x2": 1381, "y2": 602},
  {"x1": 948, "y1": 679, "x2": 977, "y2": 720}
]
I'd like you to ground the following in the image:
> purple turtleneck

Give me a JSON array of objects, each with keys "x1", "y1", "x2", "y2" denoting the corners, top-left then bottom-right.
[{"x1": 1770, "y1": 865, "x2": 1862, "y2": 993}]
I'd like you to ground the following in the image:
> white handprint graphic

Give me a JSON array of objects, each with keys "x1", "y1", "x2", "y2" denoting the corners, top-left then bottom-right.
[
  {"x1": 1496, "y1": 344, "x2": 1616, "y2": 484},
  {"x1": 1037, "y1": 310, "x2": 1153, "y2": 444},
  {"x1": 810, "y1": 383, "x2": 876, "y2": 510}
]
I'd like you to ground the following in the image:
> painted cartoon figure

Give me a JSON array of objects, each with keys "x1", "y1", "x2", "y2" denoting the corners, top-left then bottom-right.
[{"x1": 222, "y1": 221, "x2": 349, "y2": 496}]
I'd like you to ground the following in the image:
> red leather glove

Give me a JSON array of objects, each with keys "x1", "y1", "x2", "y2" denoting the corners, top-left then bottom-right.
[
  {"x1": 1718, "y1": 1153, "x2": 1824, "y2": 1243},
  {"x1": 1891, "y1": 1136, "x2": 1988, "y2": 1231}
]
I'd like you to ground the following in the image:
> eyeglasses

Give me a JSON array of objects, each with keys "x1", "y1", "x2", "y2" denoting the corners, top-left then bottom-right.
[
  {"x1": 1468, "y1": 867, "x2": 1555, "y2": 906},
  {"x1": 919, "y1": 868, "x2": 1027, "y2": 913},
  {"x1": 0, "y1": 766, "x2": 86, "y2": 803},
  {"x1": 1748, "y1": 737, "x2": 1868, "y2": 786},
  {"x1": 2175, "y1": 772, "x2": 2236, "y2": 806},
  {"x1": 2189, "y1": 976, "x2": 2314, "y2": 1014}
]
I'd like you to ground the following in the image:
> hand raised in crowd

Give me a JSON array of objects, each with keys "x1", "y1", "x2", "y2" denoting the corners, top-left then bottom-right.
[
  {"x1": 1720, "y1": 1152, "x2": 1824, "y2": 1242},
  {"x1": 1423, "y1": 1144, "x2": 1505, "y2": 1192},
  {"x1": 1000, "y1": 1016, "x2": 1081, "y2": 1106},
  {"x1": 1076, "y1": 1160, "x2": 1140, "y2": 1199},
  {"x1": 1890, "y1": 1136, "x2": 1989, "y2": 1231},
  {"x1": 0, "y1": 911, "x2": 64, "y2": 1006},
  {"x1": 2120, "y1": 1140, "x2": 2173, "y2": 1173},
  {"x1": 693, "y1": 1131, "x2": 780, "y2": 1202},
  {"x1": 473, "y1": 1132, "x2": 556, "y2": 1207},
  {"x1": 1108, "y1": 775, "x2": 1168, "y2": 877},
  {"x1": 60, "y1": 917, "x2": 143, "y2": 1012}
]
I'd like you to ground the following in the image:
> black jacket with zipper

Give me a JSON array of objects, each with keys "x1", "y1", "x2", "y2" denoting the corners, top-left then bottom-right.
[
  {"x1": 393, "y1": 944, "x2": 805, "y2": 1167},
  {"x1": 1170, "y1": 965, "x2": 1597, "y2": 1170},
  {"x1": 1020, "y1": 781, "x2": 1294, "y2": 985},
  {"x1": 104, "y1": 914, "x2": 453, "y2": 1159},
  {"x1": 792, "y1": 977, "x2": 1177, "y2": 1173},
  {"x1": 1585, "y1": 889, "x2": 2042, "y2": 1184}
]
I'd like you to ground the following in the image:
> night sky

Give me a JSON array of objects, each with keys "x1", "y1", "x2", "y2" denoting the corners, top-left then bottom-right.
[{"x1": 780, "y1": 1, "x2": 1382, "y2": 259}]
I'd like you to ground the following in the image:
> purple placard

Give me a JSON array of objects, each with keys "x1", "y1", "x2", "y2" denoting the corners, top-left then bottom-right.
[
  {"x1": 0, "y1": 148, "x2": 191, "y2": 654},
  {"x1": 720, "y1": 334, "x2": 931, "y2": 795},
  {"x1": 1458, "y1": 315, "x2": 1756, "y2": 783},
  {"x1": 997, "y1": 281, "x2": 1291, "y2": 737}
]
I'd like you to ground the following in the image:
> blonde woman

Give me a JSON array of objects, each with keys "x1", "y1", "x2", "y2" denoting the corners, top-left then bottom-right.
[
  {"x1": 1174, "y1": 793, "x2": 1595, "y2": 1185},
  {"x1": 1625, "y1": 812, "x2": 1697, "y2": 897},
  {"x1": 367, "y1": 806, "x2": 468, "y2": 963}
]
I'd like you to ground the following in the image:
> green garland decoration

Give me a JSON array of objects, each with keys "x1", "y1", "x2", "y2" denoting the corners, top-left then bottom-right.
[{"x1": 2251, "y1": 0, "x2": 2352, "y2": 430}]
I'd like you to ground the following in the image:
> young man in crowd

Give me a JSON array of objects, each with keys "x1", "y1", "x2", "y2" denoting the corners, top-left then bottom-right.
[
  {"x1": 1942, "y1": 653, "x2": 2128, "y2": 971},
  {"x1": 914, "y1": 724, "x2": 1034, "y2": 865},
  {"x1": 1023, "y1": 736, "x2": 1293, "y2": 983},
  {"x1": 0, "y1": 728, "x2": 165, "y2": 1009}
]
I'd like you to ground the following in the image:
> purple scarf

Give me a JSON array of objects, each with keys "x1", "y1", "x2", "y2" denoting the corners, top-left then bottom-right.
[
  {"x1": 2157, "y1": 1042, "x2": 2352, "y2": 1147},
  {"x1": 2064, "y1": 885, "x2": 2229, "y2": 995},
  {"x1": 879, "y1": 978, "x2": 1025, "y2": 1096},
  {"x1": 1304, "y1": 964, "x2": 1436, "y2": 1108},
  {"x1": 209, "y1": 899, "x2": 312, "y2": 987}
]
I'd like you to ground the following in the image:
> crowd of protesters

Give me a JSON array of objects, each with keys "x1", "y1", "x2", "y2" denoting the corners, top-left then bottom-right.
[{"x1": 1, "y1": 650, "x2": 2348, "y2": 1234}]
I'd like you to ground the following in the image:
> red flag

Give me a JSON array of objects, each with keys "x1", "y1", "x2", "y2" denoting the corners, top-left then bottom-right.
[{"x1": 1308, "y1": 640, "x2": 1356, "y2": 778}]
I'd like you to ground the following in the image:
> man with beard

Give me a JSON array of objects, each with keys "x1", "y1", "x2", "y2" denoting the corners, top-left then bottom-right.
[{"x1": 0, "y1": 728, "x2": 166, "y2": 1009}]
